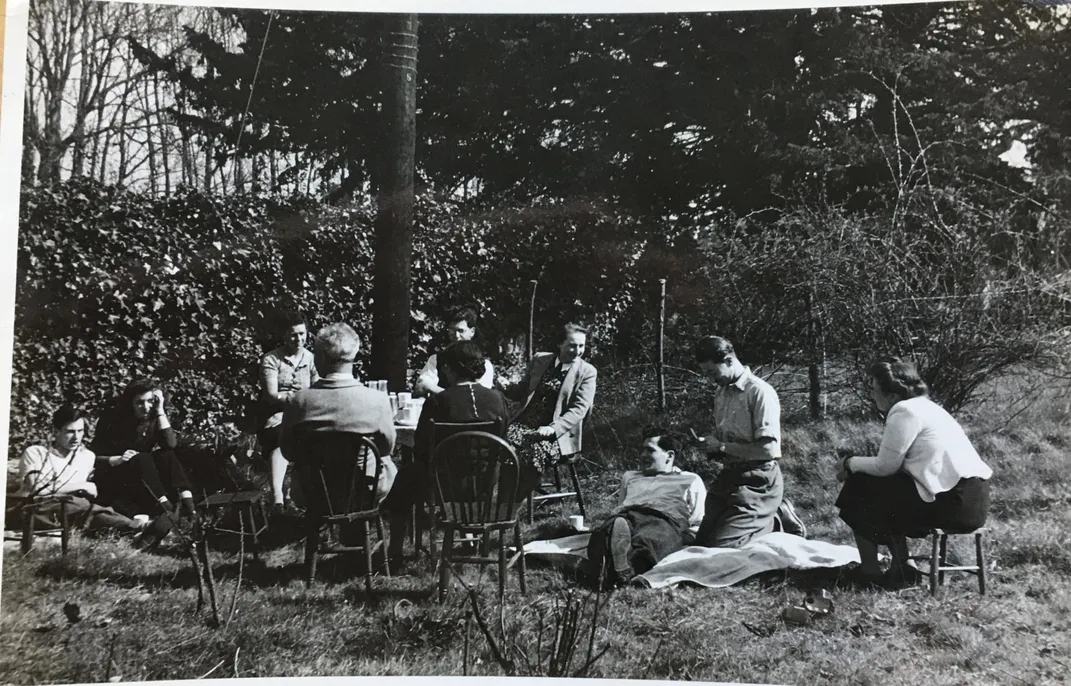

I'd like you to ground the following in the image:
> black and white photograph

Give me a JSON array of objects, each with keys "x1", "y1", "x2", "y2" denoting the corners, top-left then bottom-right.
[{"x1": 1, "y1": 0, "x2": 1069, "y2": 682}]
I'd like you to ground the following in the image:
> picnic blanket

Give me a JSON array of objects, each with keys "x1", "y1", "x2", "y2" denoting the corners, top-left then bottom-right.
[{"x1": 523, "y1": 531, "x2": 860, "y2": 590}]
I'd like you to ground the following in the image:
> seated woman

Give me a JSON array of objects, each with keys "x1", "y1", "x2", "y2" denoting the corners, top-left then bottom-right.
[
  {"x1": 91, "y1": 379, "x2": 198, "y2": 521},
  {"x1": 382, "y1": 340, "x2": 510, "y2": 564},
  {"x1": 258, "y1": 311, "x2": 319, "y2": 514},
  {"x1": 501, "y1": 322, "x2": 597, "y2": 501},
  {"x1": 836, "y1": 357, "x2": 993, "y2": 589}
]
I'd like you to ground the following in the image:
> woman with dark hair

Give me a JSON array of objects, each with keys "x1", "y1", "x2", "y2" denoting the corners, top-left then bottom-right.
[
  {"x1": 836, "y1": 357, "x2": 993, "y2": 589},
  {"x1": 502, "y1": 322, "x2": 597, "y2": 499},
  {"x1": 382, "y1": 340, "x2": 510, "y2": 565},
  {"x1": 91, "y1": 379, "x2": 198, "y2": 520},
  {"x1": 258, "y1": 310, "x2": 318, "y2": 513}
]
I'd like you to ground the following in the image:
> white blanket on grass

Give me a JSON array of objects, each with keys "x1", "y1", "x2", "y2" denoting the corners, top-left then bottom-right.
[{"x1": 523, "y1": 531, "x2": 860, "y2": 590}]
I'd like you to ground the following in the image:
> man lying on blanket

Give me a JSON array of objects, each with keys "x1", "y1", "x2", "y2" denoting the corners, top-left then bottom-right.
[{"x1": 579, "y1": 431, "x2": 706, "y2": 587}]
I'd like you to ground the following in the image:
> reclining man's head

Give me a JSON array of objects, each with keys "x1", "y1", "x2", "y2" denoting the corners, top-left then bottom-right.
[
  {"x1": 313, "y1": 322, "x2": 360, "y2": 377},
  {"x1": 643, "y1": 432, "x2": 678, "y2": 475}
]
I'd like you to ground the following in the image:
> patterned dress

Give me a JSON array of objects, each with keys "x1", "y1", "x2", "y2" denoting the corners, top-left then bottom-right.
[{"x1": 508, "y1": 362, "x2": 569, "y2": 472}]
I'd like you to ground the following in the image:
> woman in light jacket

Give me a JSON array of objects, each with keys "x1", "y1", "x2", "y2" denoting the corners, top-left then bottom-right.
[
  {"x1": 502, "y1": 322, "x2": 597, "y2": 500},
  {"x1": 836, "y1": 357, "x2": 993, "y2": 589}
]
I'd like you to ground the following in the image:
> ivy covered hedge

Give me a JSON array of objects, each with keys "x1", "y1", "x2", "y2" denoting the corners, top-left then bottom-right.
[{"x1": 10, "y1": 179, "x2": 653, "y2": 457}]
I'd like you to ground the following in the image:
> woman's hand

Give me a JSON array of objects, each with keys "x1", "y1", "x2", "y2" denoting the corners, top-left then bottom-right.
[
  {"x1": 152, "y1": 389, "x2": 165, "y2": 414},
  {"x1": 122, "y1": 450, "x2": 138, "y2": 462},
  {"x1": 836, "y1": 456, "x2": 852, "y2": 482}
]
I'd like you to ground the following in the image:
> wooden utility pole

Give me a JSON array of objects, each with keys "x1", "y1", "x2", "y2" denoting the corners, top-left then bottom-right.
[{"x1": 371, "y1": 14, "x2": 418, "y2": 391}]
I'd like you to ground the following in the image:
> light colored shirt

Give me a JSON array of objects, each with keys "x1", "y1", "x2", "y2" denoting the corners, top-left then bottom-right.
[
  {"x1": 852, "y1": 396, "x2": 993, "y2": 502},
  {"x1": 711, "y1": 367, "x2": 781, "y2": 459},
  {"x1": 260, "y1": 346, "x2": 319, "y2": 429},
  {"x1": 17, "y1": 445, "x2": 97, "y2": 498},
  {"x1": 617, "y1": 467, "x2": 707, "y2": 531},
  {"x1": 416, "y1": 353, "x2": 494, "y2": 394}
]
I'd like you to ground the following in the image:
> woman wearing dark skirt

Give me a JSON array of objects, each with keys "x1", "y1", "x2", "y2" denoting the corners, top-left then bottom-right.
[
  {"x1": 382, "y1": 340, "x2": 510, "y2": 564},
  {"x1": 92, "y1": 379, "x2": 198, "y2": 523},
  {"x1": 502, "y1": 323, "x2": 597, "y2": 501},
  {"x1": 836, "y1": 357, "x2": 993, "y2": 589}
]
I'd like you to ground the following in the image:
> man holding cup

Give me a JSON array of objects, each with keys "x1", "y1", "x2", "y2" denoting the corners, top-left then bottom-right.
[{"x1": 580, "y1": 430, "x2": 706, "y2": 587}]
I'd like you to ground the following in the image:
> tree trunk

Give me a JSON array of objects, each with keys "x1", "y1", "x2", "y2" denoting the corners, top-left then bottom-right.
[
  {"x1": 371, "y1": 13, "x2": 418, "y2": 391},
  {"x1": 203, "y1": 134, "x2": 213, "y2": 192},
  {"x1": 154, "y1": 73, "x2": 171, "y2": 195}
]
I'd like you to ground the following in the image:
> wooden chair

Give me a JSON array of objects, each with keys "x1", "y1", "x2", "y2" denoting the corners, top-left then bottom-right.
[
  {"x1": 414, "y1": 420, "x2": 499, "y2": 559},
  {"x1": 527, "y1": 452, "x2": 587, "y2": 524},
  {"x1": 196, "y1": 449, "x2": 270, "y2": 560},
  {"x1": 197, "y1": 491, "x2": 270, "y2": 561},
  {"x1": 926, "y1": 527, "x2": 989, "y2": 596},
  {"x1": 294, "y1": 431, "x2": 390, "y2": 591},
  {"x1": 432, "y1": 431, "x2": 526, "y2": 602},
  {"x1": 5, "y1": 494, "x2": 73, "y2": 555}
]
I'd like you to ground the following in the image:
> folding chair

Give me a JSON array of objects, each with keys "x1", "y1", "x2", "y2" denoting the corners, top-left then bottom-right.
[
  {"x1": 294, "y1": 431, "x2": 390, "y2": 591},
  {"x1": 527, "y1": 452, "x2": 587, "y2": 524},
  {"x1": 433, "y1": 431, "x2": 526, "y2": 602}
]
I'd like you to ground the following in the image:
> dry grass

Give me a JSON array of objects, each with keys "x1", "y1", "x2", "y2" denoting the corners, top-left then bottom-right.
[{"x1": 2, "y1": 367, "x2": 1070, "y2": 684}]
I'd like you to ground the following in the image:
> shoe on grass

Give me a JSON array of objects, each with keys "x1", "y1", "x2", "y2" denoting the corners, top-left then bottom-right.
[
  {"x1": 272, "y1": 502, "x2": 305, "y2": 519},
  {"x1": 776, "y1": 499, "x2": 807, "y2": 538},
  {"x1": 133, "y1": 512, "x2": 174, "y2": 553},
  {"x1": 883, "y1": 562, "x2": 923, "y2": 590},
  {"x1": 839, "y1": 565, "x2": 884, "y2": 590}
]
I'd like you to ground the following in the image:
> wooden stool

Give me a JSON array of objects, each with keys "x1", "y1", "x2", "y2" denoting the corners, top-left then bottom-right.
[
  {"x1": 5, "y1": 495, "x2": 73, "y2": 556},
  {"x1": 527, "y1": 454, "x2": 586, "y2": 524},
  {"x1": 198, "y1": 491, "x2": 270, "y2": 560},
  {"x1": 927, "y1": 528, "x2": 988, "y2": 596}
]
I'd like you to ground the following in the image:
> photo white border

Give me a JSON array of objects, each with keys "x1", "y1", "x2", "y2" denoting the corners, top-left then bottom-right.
[{"x1": 0, "y1": 2, "x2": 961, "y2": 686}]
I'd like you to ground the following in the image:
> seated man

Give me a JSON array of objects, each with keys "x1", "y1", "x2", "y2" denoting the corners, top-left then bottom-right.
[
  {"x1": 279, "y1": 322, "x2": 398, "y2": 506},
  {"x1": 13, "y1": 405, "x2": 171, "y2": 549},
  {"x1": 414, "y1": 306, "x2": 495, "y2": 397},
  {"x1": 581, "y1": 431, "x2": 706, "y2": 587}
]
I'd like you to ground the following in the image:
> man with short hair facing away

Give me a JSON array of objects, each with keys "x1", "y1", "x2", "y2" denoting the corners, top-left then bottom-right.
[
  {"x1": 279, "y1": 323, "x2": 398, "y2": 504},
  {"x1": 582, "y1": 431, "x2": 706, "y2": 587},
  {"x1": 15, "y1": 405, "x2": 171, "y2": 547},
  {"x1": 414, "y1": 306, "x2": 495, "y2": 397},
  {"x1": 692, "y1": 336, "x2": 806, "y2": 549}
]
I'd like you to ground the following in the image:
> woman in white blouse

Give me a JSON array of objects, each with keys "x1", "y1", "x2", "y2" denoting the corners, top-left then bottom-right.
[{"x1": 836, "y1": 357, "x2": 993, "y2": 589}]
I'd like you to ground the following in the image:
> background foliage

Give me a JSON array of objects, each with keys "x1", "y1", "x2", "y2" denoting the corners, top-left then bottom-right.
[{"x1": 12, "y1": 2, "x2": 1071, "y2": 456}]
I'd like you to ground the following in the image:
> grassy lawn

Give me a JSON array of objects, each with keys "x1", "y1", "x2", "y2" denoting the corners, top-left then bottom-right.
[{"x1": 2, "y1": 368, "x2": 1070, "y2": 684}]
